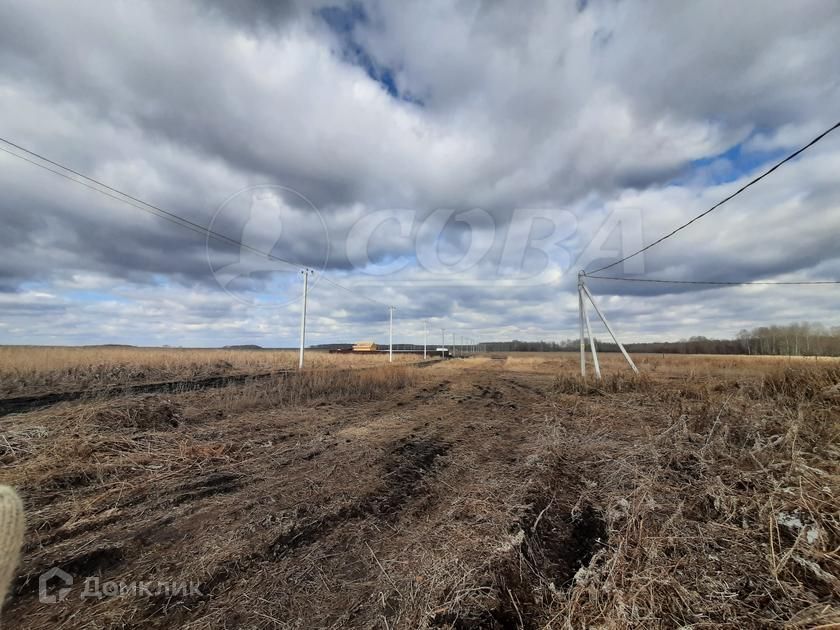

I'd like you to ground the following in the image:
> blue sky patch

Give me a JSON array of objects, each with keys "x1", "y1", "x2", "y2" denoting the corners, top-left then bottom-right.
[
  {"x1": 316, "y1": 4, "x2": 423, "y2": 105},
  {"x1": 675, "y1": 135, "x2": 788, "y2": 187}
]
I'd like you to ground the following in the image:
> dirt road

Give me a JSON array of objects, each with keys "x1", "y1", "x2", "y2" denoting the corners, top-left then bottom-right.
[{"x1": 5, "y1": 359, "x2": 607, "y2": 629}]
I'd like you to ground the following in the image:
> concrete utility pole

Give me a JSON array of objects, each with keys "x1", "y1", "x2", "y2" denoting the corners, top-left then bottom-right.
[
  {"x1": 298, "y1": 269, "x2": 313, "y2": 370},
  {"x1": 577, "y1": 271, "x2": 638, "y2": 378},
  {"x1": 423, "y1": 320, "x2": 428, "y2": 359},
  {"x1": 578, "y1": 271, "x2": 586, "y2": 377},
  {"x1": 388, "y1": 306, "x2": 396, "y2": 363},
  {"x1": 581, "y1": 287, "x2": 601, "y2": 379},
  {"x1": 441, "y1": 328, "x2": 446, "y2": 357},
  {"x1": 581, "y1": 283, "x2": 638, "y2": 374}
]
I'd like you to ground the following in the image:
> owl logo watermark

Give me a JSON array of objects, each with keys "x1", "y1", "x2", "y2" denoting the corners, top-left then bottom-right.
[{"x1": 206, "y1": 185, "x2": 329, "y2": 307}]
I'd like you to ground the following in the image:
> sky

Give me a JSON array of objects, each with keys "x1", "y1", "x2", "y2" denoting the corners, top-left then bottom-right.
[{"x1": 1, "y1": 0, "x2": 839, "y2": 347}]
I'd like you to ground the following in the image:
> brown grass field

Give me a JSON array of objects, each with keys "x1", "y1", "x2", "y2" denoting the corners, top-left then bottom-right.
[
  {"x1": 0, "y1": 351, "x2": 838, "y2": 628},
  {"x1": 0, "y1": 346, "x2": 419, "y2": 397}
]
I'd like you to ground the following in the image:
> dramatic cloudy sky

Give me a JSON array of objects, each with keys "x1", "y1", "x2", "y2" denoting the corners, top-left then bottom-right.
[{"x1": 1, "y1": 0, "x2": 839, "y2": 347}]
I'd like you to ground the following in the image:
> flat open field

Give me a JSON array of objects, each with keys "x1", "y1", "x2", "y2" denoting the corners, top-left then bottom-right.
[
  {"x1": 0, "y1": 347, "x2": 420, "y2": 398},
  {"x1": 1, "y1": 353, "x2": 838, "y2": 628}
]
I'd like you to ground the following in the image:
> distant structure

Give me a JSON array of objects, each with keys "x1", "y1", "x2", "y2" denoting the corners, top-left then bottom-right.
[{"x1": 325, "y1": 342, "x2": 448, "y2": 357}]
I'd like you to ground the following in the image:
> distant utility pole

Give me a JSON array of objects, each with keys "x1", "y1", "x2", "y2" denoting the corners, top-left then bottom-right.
[
  {"x1": 388, "y1": 306, "x2": 396, "y2": 363},
  {"x1": 298, "y1": 269, "x2": 313, "y2": 370},
  {"x1": 441, "y1": 328, "x2": 446, "y2": 357},
  {"x1": 423, "y1": 320, "x2": 428, "y2": 359}
]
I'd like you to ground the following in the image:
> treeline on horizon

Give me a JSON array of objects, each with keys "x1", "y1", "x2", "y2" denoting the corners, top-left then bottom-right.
[
  {"x1": 495, "y1": 322, "x2": 840, "y2": 357},
  {"x1": 313, "y1": 322, "x2": 840, "y2": 357}
]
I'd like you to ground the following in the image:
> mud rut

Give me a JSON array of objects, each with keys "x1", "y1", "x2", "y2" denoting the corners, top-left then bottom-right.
[{"x1": 6, "y1": 362, "x2": 607, "y2": 629}]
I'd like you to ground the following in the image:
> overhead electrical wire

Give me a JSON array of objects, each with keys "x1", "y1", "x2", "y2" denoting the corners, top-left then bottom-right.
[
  {"x1": 2, "y1": 129, "x2": 837, "y2": 311},
  {"x1": 584, "y1": 274, "x2": 840, "y2": 286},
  {"x1": 317, "y1": 273, "x2": 392, "y2": 308},
  {"x1": 587, "y1": 120, "x2": 840, "y2": 275},
  {"x1": 0, "y1": 137, "x2": 391, "y2": 309},
  {"x1": 0, "y1": 142, "x2": 302, "y2": 266}
]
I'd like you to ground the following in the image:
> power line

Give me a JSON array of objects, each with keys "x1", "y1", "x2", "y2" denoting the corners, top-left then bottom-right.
[
  {"x1": 0, "y1": 147, "x2": 183, "y2": 230},
  {"x1": 587, "y1": 120, "x2": 840, "y2": 274},
  {"x1": 0, "y1": 136, "x2": 390, "y2": 308},
  {"x1": 317, "y1": 273, "x2": 390, "y2": 308},
  {"x1": 0, "y1": 142, "x2": 301, "y2": 267},
  {"x1": 584, "y1": 274, "x2": 840, "y2": 286}
]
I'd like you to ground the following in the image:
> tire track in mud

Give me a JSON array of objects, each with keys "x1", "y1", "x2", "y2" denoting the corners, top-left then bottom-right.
[
  {"x1": 13, "y1": 472, "x2": 247, "y2": 598},
  {"x1": 134, "y1": 371, "x2": 474, "y2": 624},
  {"x1": 269, "y1": 438, "x2": 450, "y2": 558},
  {"x1": 136, "y1": 437, "x2": 452, "y2": 626},
  {"x1": 0, "y1": 371, "x2": 293, "y2": 417},
  {"x1": 0, "y1": 360, "x2": 442, "y2": 417},
  {"x1": 9, "y1": 365, "x2": 562, "y2": 629},
  {"x1": 15, "y1": 373, "x2": 442, "y2": 587},
  {"x1": 420, "y1": 373, "x2": 606, "y2": 629}
]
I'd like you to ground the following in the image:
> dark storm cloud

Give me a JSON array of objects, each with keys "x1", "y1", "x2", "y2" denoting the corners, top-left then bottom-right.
[{"x1": 199, "y1": 0, "x2": 301, "y2": 31}]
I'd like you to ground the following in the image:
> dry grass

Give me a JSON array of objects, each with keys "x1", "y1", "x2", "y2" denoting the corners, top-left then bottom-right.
[
  {"x1": 1, "y1": 353, "x2": 838, "y2": 628},
  {"x1": 0, "y1": 346, "x2": 418, "y2": 396},
  {"x1": 204, "y1": 364, "x2": 419, "y2": 412},
  {"x1": 532, "y1": 362, "x2": 840, "y2": 628},
  {"x1": 0, "y1": 365, "x2": 418, "y2": 489}
]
